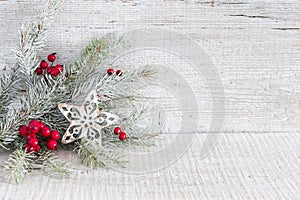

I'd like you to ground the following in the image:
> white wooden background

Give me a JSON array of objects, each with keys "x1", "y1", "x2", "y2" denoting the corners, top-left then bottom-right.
[{"x1": 0, "y1": 0, "x2": 300, "y2": 199}]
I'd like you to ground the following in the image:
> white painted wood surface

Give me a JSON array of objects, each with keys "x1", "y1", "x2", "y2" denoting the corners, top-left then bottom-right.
[{"x1": 0, "y1": 0, "x2": 300, "y2": 199}]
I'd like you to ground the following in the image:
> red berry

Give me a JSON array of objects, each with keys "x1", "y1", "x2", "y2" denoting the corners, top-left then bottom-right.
[
  {"x1": 46, "y1": 67, "x2": 54, "y2": 74},
  {"x1": 40, "y1": 126, "x2": 51, "y2": 137},
  {"x1": 107, "y1": 68, "x2": 114, "y2": 75},
  {"x1": 29, "y1": 119, "x2": 40, "y2": 127},
  {"x1": 50, "y1": 130, "x2": 60, "y2": 140},
  {"x1": 35, "y1": 68, "x2": 43, "y2": 75},
  {"x1": 119, "y1": 132, "x2": 127, "y2": 141},
  {"x1": 116, "y1": 69, "x2": 122, "y2": 76},
  {"x1": 26, "y1": 133, "x2": 36, "y2": 141},
  {"x1": 47, "y1": 53, "x2": 56, "y2": 62},
  {"x1": 55, "y1": 64, "x2": 63, "y2": 72},
  {"x1": 35, "y1": 145, "x2": 41, "y2": 152},
  {"x1": 28, "y1": 120, "x2": 40, "y2": 134},
  {"x1": 28, "y1": 125, "x2": 39, "y2": 134},
  {"x1": 114, "y1": 127, "x2": 122, "y2": 135},
  {"x1": 47, "y1": 140, "x2": 57, "y2": 150},
  {"x1": 50, "y1": 68, "x2": 59, "y2": 76},
  {"x1": 39, "y1": 121, "x2": 45, "y2": 129},
  {"x1": 40, "y1": 60, "x2": 48, "y2": 69},
  {"x1": 28, "y1": 138, "x2": 39, "y2": 147},
  {"x1": 50, "y1": 68, "x2": 60, "y2": 77},
  {"x1": 19, "y1": 125, "x2": 29, "y2": 136}
]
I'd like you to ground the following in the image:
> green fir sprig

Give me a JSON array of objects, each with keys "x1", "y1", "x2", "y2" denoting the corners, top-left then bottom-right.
[
  {"x1": 102, "y1": 104, "x2": 160, "y2": 148},
  {"x1": 4, "y1": 149, "x2": 71, "y2": 183},
  {"x1": 0, "y1": 69, "x2": 19, "y2": 117},
  {"x1": 97, "y1": 64, "x2": 157, "y2": 106},
  {"x1": 75, "y1": 138, "x2": 127, "y2": 169},
  {"x1": 16, "y1": 0, "x2": 59, "y2": 76},
  {"x1": 42, "y1": 151, "x2": 72, "y2": 178},
  {"x1": 4, "y1": 148, "x2": 35, "y2": 183}
]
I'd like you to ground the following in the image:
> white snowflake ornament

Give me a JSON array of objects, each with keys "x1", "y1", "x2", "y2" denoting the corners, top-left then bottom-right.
[{"x1": 58, "y1": 90, "x2": 119, "y2": 145}]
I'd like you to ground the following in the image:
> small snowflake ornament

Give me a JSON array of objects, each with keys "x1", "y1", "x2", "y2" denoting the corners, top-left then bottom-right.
[{"x1": 58, "y1": 90, "x2": 119, "y2": 145}]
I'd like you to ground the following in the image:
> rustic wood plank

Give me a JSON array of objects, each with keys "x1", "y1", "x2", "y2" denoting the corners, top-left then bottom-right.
[{"x1": 1, "y1": 133, "x2": 300, "y2": 199}]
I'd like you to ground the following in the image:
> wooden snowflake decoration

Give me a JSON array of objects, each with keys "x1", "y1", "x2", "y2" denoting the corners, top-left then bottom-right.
[{"x1": 58, "y1": 90, "x2": 119, "y2": 145}]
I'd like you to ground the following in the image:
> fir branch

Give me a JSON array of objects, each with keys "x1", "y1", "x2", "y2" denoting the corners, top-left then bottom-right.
[
  {"x1": 74, "y1": 38, "x2": 108, "y2": 72},
  {"x1": 3, "y1": 149, "x2": 71, "y2": 183},
  {"x1": 0, "y1": 110, "x2": 22, "y2": 149},
  {"x1": 75, "y1": 138, "x2": 127, "y2": 169},
  {"x1": 123, "y1": 134, "x2": 158, "y2": 146},
  {"x1": 39, "y1": 108, "x2": 69, "y2": 134},
  {"x1": 97, "y1": 65, "x2": 157, "y2": 106},
  {"x1": 3, "y1": 148, "x2": 35, "y2": 183},
  {"x1": 16, "y1": 0, "x2": 59, "y2": 76},
  {"x1": 0, "y1": 69, "x2": 19, "y2": 117},
  {"x1": 19, "y1": 76, "x2": 63, "y2": 119},
  {"x1": 121, "y1": 103, "x2": 149, "y2": 128},
  {"x1": 33, "y1": 149, "x2": 53, "y2": 165},
  {"x1": 43, "y1": 158, "x2": 72, "y2": 178},
  {"x1": 25, "y1": 150, "x2": 72, "y2": 178},
  {"x1": 102, "y1": 104, "x2": 159, "y2": 147},
  {"x1": 103, "y1": 127, "x2": 158, "y2": 148},
  {"x1": 70, "y1": 36, "x2": 124, "y2": 101}
]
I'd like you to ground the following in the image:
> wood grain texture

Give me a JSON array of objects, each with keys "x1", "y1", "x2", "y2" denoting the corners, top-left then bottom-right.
[{"x1": 0, "y1": 0, "x2": 299, "y2": 199}]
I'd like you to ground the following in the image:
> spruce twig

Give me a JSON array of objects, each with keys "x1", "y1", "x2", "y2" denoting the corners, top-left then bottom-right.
[
  {"x1": 121, "y1": 103, "x2": 149, "y2": 128},
  {"x1": 0, "y1": 69, "x2": 19, "y2": 117},
  {"x1": 16, "y1": 0, "x2": 59, "y2": 76},
  {"x1": 97, "y1": 65, "x2": 156, "y2": 103},
  {"x1": 43, "y1": 155, "x2": 72, "y2": 178},
  {"x1": 70, "y1": 37, "x2": 123, "y2": 101},
  {"x1": 34, "y1": 150, "x2": 72, "y2": 179},
  {"x1": 75, "y1": 138, "x2": 127, "y2": 169},
  {"x1": 3, "y1": 148, "x2": 35, "y2": 183},
  {"x1": 102, "y1": 104, "x2": 159, "y2": 147},
  {"x1": 3, "y1": 149, "x2": 71, "y2": 183}
]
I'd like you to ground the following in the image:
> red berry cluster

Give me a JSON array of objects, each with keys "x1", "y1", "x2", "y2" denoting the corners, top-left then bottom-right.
[
  {"x1": 107, "y1": 68, "x2": 123, "y2": 76},
  {"x1": 18, "y1": 120, "x2": 61, "y2": 152},
  {"x1": 35, "y1": 53, "x2": 64, "y2": 77},
  {"x1": 113, "y1": 127, "x2": 127, "y2": 141}
]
